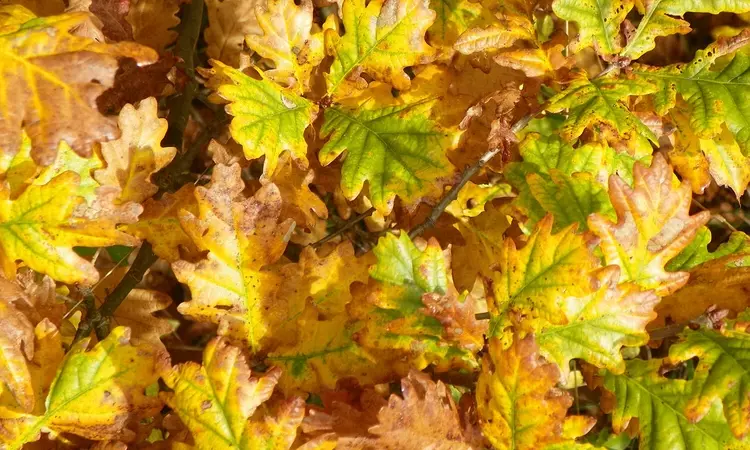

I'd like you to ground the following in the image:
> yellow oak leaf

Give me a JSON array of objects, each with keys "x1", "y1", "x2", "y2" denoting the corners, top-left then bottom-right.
[
  {"x1": 325, "y1": 0, "x2": 437, "y2": 96},
  {"x1": 0, "y1": 282, "x2": 35, "y2": 412},
  {"x1": 0, "y1": 327, "x2": 168, "y2": 450},
  {"x1": 122, "y1": 184, "x2": 200, "y2": 262},
  {"x1": 246, "y1": 0, "x2": 326, "y2": 92},
  {"x1": 126, "y1": 0, "x2": 181, "y2": 53},
  {"x1": 536, "y1": 266, "x2": 659, "y2": 378},
  {"x1": 454, "y1": 15, "x2": 533, "y2": 56},
  {"x1": 274, "y1": 242, "x2": 372, "y2": 326},
  {"x1": 0, "y1": 318, "x2": 63, "y2": 417},
  {"x1": 588, "y1": 154, "x2": 710, "y2": 296},
  {"x1": 267, "y1": 307, "x2": 388, "y2": 394},
  {"x1": 268, "y1": 153, "x2": 328, "y2": 231},
  {"x1": 701, "y1": 126, "x2": 750, "y2": 200},
  {"x1": 655, "y1": 254, "x2": 750, "y2": 327},
  {"x1": 172, "y1": 164, "x2": 294, "y2": 351},
  {"x1": 487, "y1": 215, "x2": 599, "y2": 347},
  {"x1": 477, "y1": 334, "x2": 595, "y2": 450},
  {"x1": 351, "y1": 234, "x2": 487, "y2": 371},
  {"x1": 163, "y1": 337, "x2": 305, "y2": 450},
  {"x1": 205, "y1": 0, "x2": 261, "y2": 67},
  {"x1": 449, "y1": 194, "x2": 512, "y2": 290},
  {"x1": 0, "y1": 172, "x2": 140, "y2": 284},
  {"x1": 0, "y1": 5, "x2": 157, "y2": 165},
  {"x1": 668, "y1": 108, "x2": 712, "y2": 194},
  {"x1": 427, "y1": 0, "x2": 483, "y2": 59},
  {"x1": 94, "y1": 97, "x2": 177, "y2": 204}
]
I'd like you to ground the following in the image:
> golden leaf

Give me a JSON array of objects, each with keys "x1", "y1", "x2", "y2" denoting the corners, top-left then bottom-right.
[
  {"x1": 163, "y1": 337, "x2": 305, "y2": 450},
  {"x1": 477, "y1": 335, "x2": 595, "y2": 450},
  {"x1": 205, "y1": 0, "x2": 261, "y2": 67},
  {"x1": 172, "y1": 164, "x2": 293, "y2": 350},
  {"x1": 588, "y1": 154, "x2": 710, "y2": 296},
  {"x1": 126, "y1": 0, "x2": 181, "y2": 52},
  {"x1": 94, "y1": 97, "x2": 177, "y2": 204},
  {"x1": 0, "y1": 6, "x2": 157, "y2": 165}
]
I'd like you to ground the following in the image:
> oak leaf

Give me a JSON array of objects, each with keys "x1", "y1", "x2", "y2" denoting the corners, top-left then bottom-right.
[
  {"x1": 477, "y1": 335, "x2": 595, "y2": 450},
  {"x1": 122, "y1": 184, "x2": 200, "y2": 262},
  {"x1": 336, "y1": 371, "x2": 478, "y2": 449},
  {"x1": 0, "y1": 5, "x2": 157, "y2": 165},
  {"x1": 0, "y1": 318, "x2": 64, "y2": 417},
  {"x1": 325, "y1": 0, "x2": 437, "y2": 96},
  {"x1": 486, "y1": 215, "x2": 598, "y2": 347},
  {"x1": 94, "y1": 97, "x2": 177, "y2": 204},
  {"x1": 92, "y1": 267, "x2": 173, "y2": 344},
  {"x1": 656, "y1": 253, "x2": 750, "y2": 327},
  {"x1": 537, "y1": 266, "x2": 659, "y2": 377},
  {"x1": 319, "y1": 100, "x2": 455, "y2": 213},
  {"x1": 0, "y1": 171, "x2": 140, "y2": 284},
  {"x1": 552, "y1": 0, "x2": 631, "y2": 55},
  {"x1": 546, "y1": 72, "x2": 657, "y2": 147},
  {"x1": 125, "y1": 0, "x2": 180, "y2": 52},
  {"x1": 669, "y1": 326, "x2": 750, "y2": 438},
  {"x1": 0, "y1": 327, "x2": 168, "y2": 449},
  {"x1": 636, "y1": 34, "x2": 750, "y2": 157},
  {"x1": 172, "y1": 164, "x2": 293, "y2": 351},
  {"x1": 603, "y1": 358, "x2": 743, "y2": 450},
  {"x1": 620, "y1": 0, "x2": 750, "y2": 59},
  {"x1": 427, "y1": 0, "x2": 483, "y2": 58},
  {"x1": 163, "y1": 337, "x2": 305, "y2": 450},
  {"x1": 588, "y1": 154, "x2": 710, "y2": 296},
  {"x1": 0, "y1": 282, "x2": 35, "y2": 412},
  {"x1": 205, "y1": 0, "x2": 261, "y2": 67},
  {"x1": 201, "y1": 61, "x2": 318, "y2": 178},
  {"x1": 246, "y1": 0, "x2": 326, "y2": 92},
  {"x1": 268, "y1": 153, "x2": 328, "y2": 231},
  {"x1": 451, "y1": 202, "x2": 510, "y2": 291}
]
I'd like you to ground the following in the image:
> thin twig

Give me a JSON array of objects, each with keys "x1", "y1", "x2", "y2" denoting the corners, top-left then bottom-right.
[
  {"x1": 648, "y1": 323, "x2": 688, "y2": 340},
  {"x1": 692, "y1": 198, "x2": 739, "y2": 232},
  {"x1": 92, "y1": 242, "x2": 159, "y2": 339},
  {"x1": 73, "y1": 291, "x2": 100, "y2": 343},
  {"x1": 313, "y1": 207, "x2": 376, "y2": 248},
  {"x1": 409, "y1": 62, "x2": 622, "y2": 238},
  {"x1": 78, "y1": 0, "x2": 206, "y2": 341}
]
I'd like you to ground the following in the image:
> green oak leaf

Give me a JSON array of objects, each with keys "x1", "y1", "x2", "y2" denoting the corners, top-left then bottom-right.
[
  {"x1": 635, "y1": 37, "x2": 750, "y2": 154},
  {"x1": 552, "y1": 0, "x2": 633, "y2": 55},
  {"x1": 200, "y1": 60, "x2": 318, "y2": 177},
  {"x1": 669, "y1": 327, "x2": 750, "y2": 439},
  {"x1": 621, "y1": 0, "x2": 750, "y2": 59},
  {"x1": 319, "y1": 100, "x2": 454, "y2": 213},
  {"x1": 604, "y1": 358, "x2": 743, "y2": 450}
]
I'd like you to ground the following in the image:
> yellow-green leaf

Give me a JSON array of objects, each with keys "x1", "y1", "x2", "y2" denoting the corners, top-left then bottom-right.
[
  {"x1": 201, "y1": 60, "x2": 318, "y2": 178},
  {"x1": 163, "y1": 337, "x2": 305, "y2": 450},
  {"x1": 0, "y1": 172, "x2": 139, "y2": 284},
  {"x1": 172, "y1": 164, "x2": 293, "y2": 351},
  {"x1": 319, "y1": 100, "x2": 455, "y2": 213},
  {"x1": 588, "y1": 155, "x2": 710, "y2": 296},
  {"x1": 0, "y1": 327, "x2": 168, "y2": 450},
  {"x1": 325, "y1": 0, "x2": 437, "y2": 96}
]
